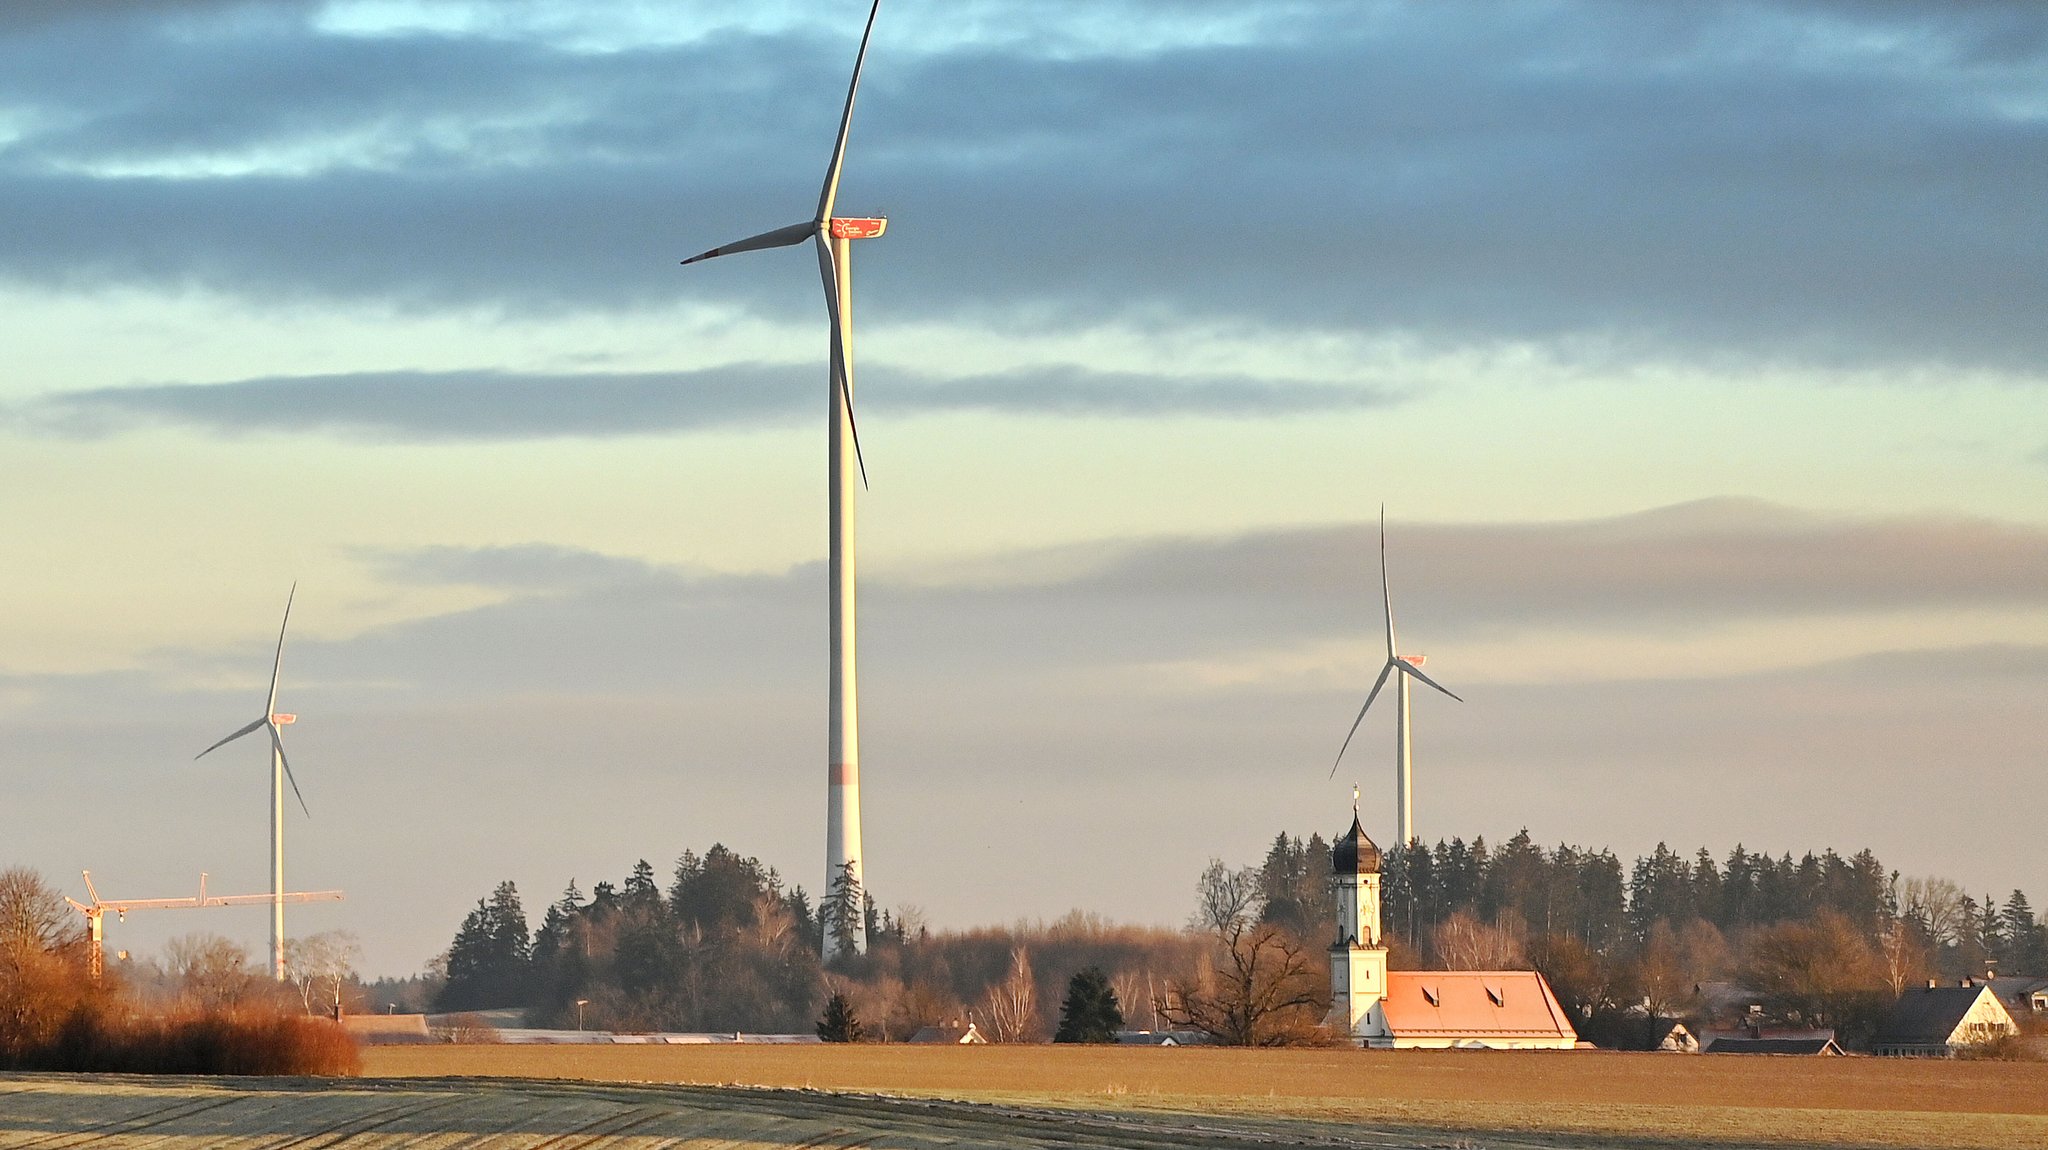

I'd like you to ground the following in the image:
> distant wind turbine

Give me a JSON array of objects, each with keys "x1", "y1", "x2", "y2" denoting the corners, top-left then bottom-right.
[
  {"x1": 195, "y1": 583, "x2": 308, "y2": 981},
  {"x1": 1330, "y1": 509, "x2": 1462, "y2": 847},
  {"x1": 679, "y1": 0, "x2": 887, "y2": 959}
]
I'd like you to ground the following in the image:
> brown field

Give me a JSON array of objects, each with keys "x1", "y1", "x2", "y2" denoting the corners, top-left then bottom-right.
[{"x1": 358, "y1": 1044, "x2": 2048, "y2": 1149}]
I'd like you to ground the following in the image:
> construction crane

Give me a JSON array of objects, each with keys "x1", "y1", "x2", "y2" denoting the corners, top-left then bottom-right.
[{"x1": 66, "y1": 871, "x2": 344, "y2": 983}]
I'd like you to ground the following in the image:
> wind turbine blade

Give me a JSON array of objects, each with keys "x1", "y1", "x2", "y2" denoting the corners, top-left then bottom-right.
[
  {"x1": 1397, "y1": 658, "x2": 1464, "y2": 703},
  {"x1": 271, "y1": 724, "x2": 310, "y2": 818},
  {"x1": 817, "y1": 0, "x2": 884, "y2": 224},
  {"x1": 816, "y1": 236, "x2": 869, "y2": 488},
  {"x1": 196, "y1": 717, "x2": 266, "y2": 760},
  {"x1": 1380, "y1": 505, "x2": 1397, "y2": 659},
  {"x1": 680, "y1": 220, "x2": 813, "y2": 266},
  {"x1": 267, "y1": 582, "x2": 294, "y2": 715},
  {"x1": 1329, "y1": 662, "x2": 1396, "y2": 778}
]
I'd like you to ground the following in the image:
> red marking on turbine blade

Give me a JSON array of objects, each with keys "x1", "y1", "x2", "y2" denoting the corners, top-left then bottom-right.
[{"x1": 829, "y1": 762, "x2": 859, "y2": 785}]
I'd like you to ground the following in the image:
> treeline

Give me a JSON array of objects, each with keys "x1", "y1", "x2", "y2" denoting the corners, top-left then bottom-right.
[
  {"x1": 1239, "y1": 831, "x2": 2045, "y2": 1049},
  {"x1": 1358, "y1": 831, "x2": 2048, "y2": 979},
  {"x1": 434, "y1": 833, "x2": 2048, "y2": 1048},
  {"x1": 438, "y1": 845, "x2": 1206, "y2": 1039}
]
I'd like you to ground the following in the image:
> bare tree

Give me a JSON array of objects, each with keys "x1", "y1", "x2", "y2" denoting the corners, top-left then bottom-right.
[
  {"x1": 283, "y1": 931, "x2": 362, "y2": 1018},
  {"x1": 1900, "y1": 877, "x2": 1965, "y2": 949},
  {"x1": 1108, "y1": 968, "x2": 1146, "y2": 1032},
  {"x1": 0, "y1": 868, "x2": 89, "y2": 1057},
  {"x1": 0, "y1": 867, "x2": 78, "y2": 963},
  {"x1": 1190, "y1": 860, "x2": 1259, "y2": 935},
  {"x1": 1431, "y1": 910, "x2": 1526, "y2": 970},
  {"x1": 164, "y1": 933, "x2": 262, "y2": 1012},
  {"x1": 1635, "y1": 921, "x2": 1687, "y2": 1023},
  {"x1": 1161, "y1": 920, "x2": 1328, "y2": 1046},
  {"x1": 978, "y1": 947, "x2": 1041, "y2": 1043},
  {"x1": 1877, "y1": 919, "x2": 1929, "y2": 998}
]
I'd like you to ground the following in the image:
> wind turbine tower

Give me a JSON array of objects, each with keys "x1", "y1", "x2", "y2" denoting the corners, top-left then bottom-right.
[
  {"x1": 196, "y1": 584, "x2": 310, "y2": 980},
  {"x1": 1331, "y1": 510, "x2": 1462, "y2": 847},
  {"x1": 680, "y1": 1, "x2": 887, "y2": 959}
]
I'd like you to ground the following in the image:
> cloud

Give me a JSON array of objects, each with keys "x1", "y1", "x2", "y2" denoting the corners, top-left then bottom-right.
[
  {"x1": 16, "y1": 364, "x2": 1395, "y2": 441},
  {"x1": 4, "y1": 500, "x2": 2045, "y2": 976},
  {"x1": 0, "y1": 2, "x2": 2041, "y2": 370},
  {"x1": 357, "y1": 543, "x2": 681, "y2": 594}
]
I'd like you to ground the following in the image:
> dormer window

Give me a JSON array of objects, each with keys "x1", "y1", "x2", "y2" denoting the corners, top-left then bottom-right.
[
  {"x1": 1421, "y1": 986, "x2": 1439, "y2": 1007},
  {"x1": 1486, "y1": 986, "x2": 1505, "y2": 1007}
]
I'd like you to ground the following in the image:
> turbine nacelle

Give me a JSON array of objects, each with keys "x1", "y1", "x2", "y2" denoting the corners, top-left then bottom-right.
[
  {"x1": 1330, "y1": 511, "x2": 1462, "y2": 779},
  {"x1": 829, "y1": 217, "x2": 887, "y2": 239}
]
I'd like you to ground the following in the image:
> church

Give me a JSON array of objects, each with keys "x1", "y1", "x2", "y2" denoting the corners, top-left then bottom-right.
[{"x1": 1324, "y1": 810, "x2": 1579, "y2": 1050}]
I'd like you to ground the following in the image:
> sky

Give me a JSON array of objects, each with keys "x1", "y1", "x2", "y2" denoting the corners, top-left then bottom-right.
[{"x1": 2, "y1": 0, "x2": 2044, "y2": 979}]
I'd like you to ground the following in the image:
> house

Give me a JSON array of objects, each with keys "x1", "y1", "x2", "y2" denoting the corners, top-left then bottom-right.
[
  {"x1": 1986, "y1": 976, "x2": 2048, "y2": 1020},
  {"x1": 907, "y1": 1020, "x2": 986, "y2": 1044},
  {"x1": 1644, "y1": 1019, "x2": 1700, "y2": 1053},
  {"x1": 1874, "y1": 982, "x2": 2019, "y2": 1057},
  {"x1": 1705, "y1": 1035, "x2": 1843, "y2": 1055},
  {"x1": 1322, "y1": 809, "x2": 1578, "y2": 1050},
  {"x1": 1113, "y1": 1030, "x2": 1205, "y2": 1046}
]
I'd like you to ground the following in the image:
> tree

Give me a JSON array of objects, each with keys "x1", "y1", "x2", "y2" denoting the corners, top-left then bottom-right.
[
  {"x1": 283, "y1": 930, "x2": 362, "y2": 1018},
  {"x1": 1430, "y1": 910, "x2": 1526, "y2": 970},
  {"x1": 0, "y1": 868, "x2": 76, "y2": 962},
  {"x1": 1738, "y1": 911, "x2": 1888, "y2": 1039},
  {"x1": 1190, "y1": 859, "x2": 1258, "y2": 935},
  {"x1": 1877, "y1": 918, "x2": 1930, "y2": 998},
  {"x1": 0, "y1": 868, "x2": 90, "y2": 1059},
  {"x1": 1162, "y1": 921, "x2": 1327, "y2": 1046},
  {"x1": 816, "y1": 991, "x2": 865, "y2": 1042},
  {"x1": 1053, "y1": 966, "x2": 1124, "y2": 1043},
  {"x1": 164, "y1": 933, "x2": 263, "y2": 1011},
  {"x1": 1999, "y1": 892, "x2": 2047, "y2": 976},
  {"x1": 979, "y1": 947, "x2": 1041, "y2": 1043},
  {"x1": 439, "y1": 880, "x2": 532, "y2": 1011},
  {"x1": 820, "y1": 862, "x2": 865, "y2": 958}
]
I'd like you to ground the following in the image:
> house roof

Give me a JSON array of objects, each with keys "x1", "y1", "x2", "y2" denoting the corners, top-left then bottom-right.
[
  {"x1": 1333, "y1": 813, "x2": 1382, "y2": 876},
  {"x1": 1706, "y1": 1036, "x2": 1842, "y2": 1055},
  {"x1": 907, "y1": 1021, "x2": 985, "y2": 1044},
  {"x1": 1381, "y1": 971, "x2": 1576, "y2": 1040},
  {"x1": 1987, "y1": 977, "x2": 2048, "y2": 1011},
  {"x1": 1876, "y1": 985, "x2": 2007, "y2": 1046}
]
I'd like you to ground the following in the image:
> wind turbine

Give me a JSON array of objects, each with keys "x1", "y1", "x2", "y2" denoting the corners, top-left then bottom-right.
[
  {"x1": 195, "y1": 583, "x2": 308, "y2": 981},
  {"x1": 1331, "y1": 509, "x2": 1462, "y2": 847},
  {"x1": 679, "y1": 0, "x2": 887, "y2": 959}
]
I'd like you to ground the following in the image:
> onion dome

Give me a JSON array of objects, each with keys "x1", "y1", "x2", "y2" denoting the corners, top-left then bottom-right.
[{"x1": 1333, "y1": 813, "x2": 1382, "y2": 875}]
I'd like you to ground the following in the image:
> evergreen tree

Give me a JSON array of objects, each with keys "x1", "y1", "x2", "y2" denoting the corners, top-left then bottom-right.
[
  {"x1": 439, "y1": 880, "x2": 533, "y2": 1010},
  {"x1": 816, "y1": 992, "x2": 864, "y2": 1042},
  {"x1": 1999, "y1": 891, "x2": 2046, "y2": 975},
  {"x1": 624, "y1": 859, "x2": 663, "y2": 913},
  {"x1": 1054, "y1": 966, "x2": 1125, "y2": 1043},
  {"x1": 820, "y1": 862, "x2": 864, "y2": 957}
]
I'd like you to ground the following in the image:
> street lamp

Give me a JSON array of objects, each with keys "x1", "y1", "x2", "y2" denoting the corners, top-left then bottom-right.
[{"x1": 576, "y1": 999, "x2": 589, "y2": 1031}]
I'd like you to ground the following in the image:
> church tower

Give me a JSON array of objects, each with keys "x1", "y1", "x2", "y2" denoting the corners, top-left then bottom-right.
[{"x1": 1324, "y1": 804, "x2": 1390, "y2": 1040}]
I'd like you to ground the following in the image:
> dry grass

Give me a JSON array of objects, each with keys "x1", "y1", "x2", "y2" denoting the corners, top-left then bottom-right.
[{"x1": 364, "y1": 1044, "x2": 2048, "y2": 1149}]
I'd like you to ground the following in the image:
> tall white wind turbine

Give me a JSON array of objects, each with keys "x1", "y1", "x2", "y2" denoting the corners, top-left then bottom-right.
[
  {"x1": 679, "y1": 0, "x2": 887, "y2": 959},
  {"x1": 195, "y1": 584, "x2": 308, "y2": 981},
  {"x1": 1330, "y1": 510, "x2": 1462, "y2": 847}
]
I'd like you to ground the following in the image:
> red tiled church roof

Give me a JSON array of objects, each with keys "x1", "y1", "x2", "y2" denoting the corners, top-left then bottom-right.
[{"x1": 1381, "y1": 971, "x2": 1577, "y2": 1040}]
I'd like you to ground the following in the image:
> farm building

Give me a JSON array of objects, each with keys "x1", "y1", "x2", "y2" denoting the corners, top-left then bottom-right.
[
  {"x1": 1643, "y1": 1019, "x2": 1700, "y2": 1053},
  {"x1": 907, "y1": 1020, "x2": 986, "y2": 1044},
  {"x1": 1322, "y1": 810, "x2": 1578, "y2": 1050},
  {"x1": 1873, "y1": 982, "x2": 2019, "y2": 1057},
  {"x1": 1705, "y1": 1035, "x2": 1844, "y2": 1055}
]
